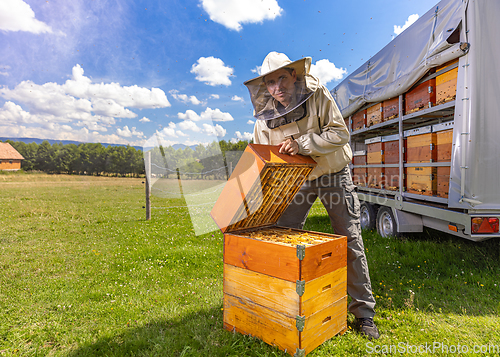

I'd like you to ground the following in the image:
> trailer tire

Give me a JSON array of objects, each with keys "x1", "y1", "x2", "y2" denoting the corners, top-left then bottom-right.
[
  {"x1": 360, "y1": 202, "x2": 377, "y2": 230},
  {"x1": 376, "y1": 207, "x2": 399, "y2": 238}
]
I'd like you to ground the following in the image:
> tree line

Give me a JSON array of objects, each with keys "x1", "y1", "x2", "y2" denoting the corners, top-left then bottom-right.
[{"x1": 4, "y1": 139, "x2": 249, "y2": 178}]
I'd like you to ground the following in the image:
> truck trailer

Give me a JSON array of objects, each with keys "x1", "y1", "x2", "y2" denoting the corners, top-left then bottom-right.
[{"x1": 331, "y1": 0, "x2": 500, "y2": 241}]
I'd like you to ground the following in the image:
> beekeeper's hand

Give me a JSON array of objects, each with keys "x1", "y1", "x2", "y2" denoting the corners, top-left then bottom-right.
[{"x1": 278, "y1": 138, "x2": 299, "y2": 155}]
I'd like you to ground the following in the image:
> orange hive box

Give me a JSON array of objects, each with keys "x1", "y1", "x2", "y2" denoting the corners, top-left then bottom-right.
[
  {"x1": 382, "y1": 97, "x2": 399, "y2": 121},
  {"x1": 352, "y1": 150, "x2": 367, "y2": 187},
  {"x1": 382, "y1": 134, "x2": 402, "y2": 191},
  {"x1": 436, "y1": 59, "x2": 459, "y2": 105},
  {"x1": 433, "y1": 121, "x2": 454, "y2": 198},
  {"x1": 366, "y1": 103, "x2": 383, "y2": 127},
  {"x1": 211, "y1": 144, "x2": 347, "y2": 357},
  {"x1": 404, "y1": 126, "x2": 437, "y2": 196},
  {"x1": 404, "y1": 78, "x2": 436, "y2": 114},
  {"x1": 351, "y1": 109, "x2": 366, "y2": 131},
  {"x1": 365, "y1": 137, "x2": 384, "y2": 189}
]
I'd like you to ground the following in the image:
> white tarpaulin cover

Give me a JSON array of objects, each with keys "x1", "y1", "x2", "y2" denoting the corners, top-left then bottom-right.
[
  {"x1": 331, "y1": 0, "x2": 465, "y2": 118},
  {"x1": 448, "y1": 0, "x2": 500, "y2": 210}
]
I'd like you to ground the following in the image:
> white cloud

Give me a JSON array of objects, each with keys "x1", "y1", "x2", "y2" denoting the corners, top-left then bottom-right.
[
  {"x1": 251, "y1": 66, "x2": 262, "y2": 75},
  {"x1": 117, "y1": 125, "x2": 144, "y2": 138},
  {"x1": 394, "y1": 14, "x2": 419, "y2": 35},
  {"x1": 309, "y1": 59, "x2": 347, "y2": 85},
  {"x1": 169, "y1": 90, "x2": 204, "y2": 105},
  {"x1": 179, "y1": 120, "x2": 201, "y2": 132},
  {"x1": 200, "y1": 0, "x2": 282, "y2": 31},
  {"x1": 139, "y1": 117, "x2": 150, "y2": 123},
  {"x1": 247, "y1": 119, "x2": 255, "y2": 125},
  {"x1": 177, "y1": 107, "x2": 234, "y2": 122},
  {"x1": 191, "y1": 57, "x2": 233, "y2": 86},
  {"x1": 64, "y1": 64, "x2": 171, "y2": 109},
  {"x1": 202, "y1": 123, "x2": 226, "y2": 137},
  {"x1": 231, "y1": 95, "x2": 244, "y2": 102},
  {"x1": 0, "y1": 64, "x2": 171, "y2": 145},
  {"x1": 234, "y1": 131, "x2": 253, "y2": 141},
  {"x1": 210, "y1": 94, "x2": 220, "y2": 99},
  {"x1": 202, "y1": 107, "x2": 234, "y2": 122},
  {"x1": 178, "y1": 109, "x2": 201, "y2": 121},
  {"x1": 0, "y1": 0, "x2": 53, "y2": 34}
]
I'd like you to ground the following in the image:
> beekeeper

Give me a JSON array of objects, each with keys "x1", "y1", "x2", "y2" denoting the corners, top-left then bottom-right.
[{"x1": 244, "y1": 51, "x2": 380, "y2": 340}]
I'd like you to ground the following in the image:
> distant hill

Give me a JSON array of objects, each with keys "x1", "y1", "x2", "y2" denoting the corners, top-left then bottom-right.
[{"x1": 0, "y1": 137, "x2": 143, "y2": 151}]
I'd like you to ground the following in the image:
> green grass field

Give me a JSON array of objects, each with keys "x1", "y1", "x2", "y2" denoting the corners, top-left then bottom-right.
[{"x1": 1, "y1": 172, "x2": 499, "y2": 356}]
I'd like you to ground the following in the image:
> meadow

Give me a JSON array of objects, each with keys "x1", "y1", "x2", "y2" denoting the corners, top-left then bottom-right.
[{"x1": 1, "y1": 172, "x2": 499, "y2": 356}]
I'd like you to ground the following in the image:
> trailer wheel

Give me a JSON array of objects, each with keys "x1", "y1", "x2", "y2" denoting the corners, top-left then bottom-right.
[
  {"x1": 360, "y1": 202, "x2": 377, "y2": 230},
  {"x1": 376, "y1": 207, "x2": 399, "y2": 238}
]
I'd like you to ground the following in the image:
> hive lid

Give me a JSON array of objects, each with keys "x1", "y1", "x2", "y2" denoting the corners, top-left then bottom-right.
[
  {"x1": 404, "y1": 125, "x2": 432, "y2": 137},
  {"x1": 353, "y1": 150, "x2": 367, "y2": 156},
  {"x1": 364, "y1": 136, "x2": 382, "y2": 144},
  {"x1": 382, "y1": 133, "x2": 400, "y2": 142},
  {"x1": 432, "y1": 121, "x2": 454, "y2": 132},
  {"x1": 210, "y1": 144, "x2": 316, "y2": 233}
]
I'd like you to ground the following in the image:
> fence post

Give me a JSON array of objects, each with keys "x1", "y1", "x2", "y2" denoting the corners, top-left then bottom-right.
[
  {"x1": 176, "y1": 168, "x2": 184, "y2": 195},
  {"x1": 145, "y1": 151, "x2": 151, "y2": 220}
]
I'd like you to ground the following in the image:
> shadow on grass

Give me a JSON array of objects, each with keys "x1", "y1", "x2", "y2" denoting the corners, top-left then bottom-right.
[{"x1": 65, "y1": 305, "x2": 286, "y2": 357}]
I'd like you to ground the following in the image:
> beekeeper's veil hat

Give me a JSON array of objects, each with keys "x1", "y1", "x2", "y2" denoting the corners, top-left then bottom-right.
[{"x1": 244, "y1": 52, "x2": 315, "y2": 124}]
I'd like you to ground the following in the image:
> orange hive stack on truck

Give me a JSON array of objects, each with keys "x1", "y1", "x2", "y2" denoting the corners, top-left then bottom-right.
[
  {"x1": 211, "y1": 144, "x2": 347, "y2": 357},
  {"x1": 332, "y1": 0, "x2": 500, "y2": 240}
]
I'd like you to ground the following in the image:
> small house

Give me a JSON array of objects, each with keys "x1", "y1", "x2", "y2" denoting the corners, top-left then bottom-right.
[{"x1": 0, "y1": 143, "x2": 24, "y2": 171}]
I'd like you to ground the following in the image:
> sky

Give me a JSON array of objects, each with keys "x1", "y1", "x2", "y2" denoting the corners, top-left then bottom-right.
[{"x1": 0, "y1": 0, "x2": 441, "y2": 149}]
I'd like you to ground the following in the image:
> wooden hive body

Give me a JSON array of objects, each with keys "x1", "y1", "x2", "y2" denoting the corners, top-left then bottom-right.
[
  {"x1": 365, "y1": 137, "x2": 384, "y2": 189},
  {"x1": 382, "y1": 97, "x2": 399, "y2": 120},
  {"x1": 433, "y1": 122, "x2": 454, "y2": 198},
  {"x1": 405, "y1": 126, "x2": 436, "y2": 163},
  {"x1": 436, "y1": 59, "x2": 458, "y2": 105},
  {"x1": 382, "y1": 134, "x2": 402, "y2": 191},
  {"x1": 404, "y1": 78, "x2": 436, "y2": 114},
  {"x1": 352, "y1": 150, "x2": 367, "y2": 187},
  {"x1": 366, "y1": 103, "x2": 383, "y2": 127},
  {"x1": 211, "y1": 144, "x2": 347, "y2": 356},
  {"x1": 404, "y1": 126, "x2": 437, "y2": 195},
  {"x1": 351, "y1": 110, "x2": 366, "y2": 131}
]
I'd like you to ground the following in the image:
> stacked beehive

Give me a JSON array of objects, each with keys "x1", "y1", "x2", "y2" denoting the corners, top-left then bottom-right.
[
  {"x1": 381, "y1": 134, "x2": 403, "y2": 191},
  {"x1": 366, "y1": 103, "x2": 383, "y2": 127},
  {"x1": 436, "y1": 59, "x2": 459, "y2": 105},
  {"x1": 382, "y1": 97, "x2": 399, "y2": 120},
  {"x1": 433, "y1": 122, "x2": 454, "y2": 198},
  {"x1": 405, "y1": 78, "x2": 436, "y2": 114},
  {"x1": 351, "y1": 109, "x2": 366, "y2": 131},
  {"x1": 404, "y1": 126, "x2": 437, "y2": 196},
  {"x1": 211, "y1": 144, "x2": 347, "y2": 356},
  {"x1": 365, "y1": 137, "x2": 384, "y2": 189},
  {"x1": 352, "y1": 150, "x2": 367, "y2": 187}
]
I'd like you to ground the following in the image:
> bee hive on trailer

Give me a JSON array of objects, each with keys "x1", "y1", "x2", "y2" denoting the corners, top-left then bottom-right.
[
  {"x1": 365, "y1": 137, "x2": 384, "y2": 189},
  {"x1": 381, "y1": 134, "x2": 402, "y2": 191},
  {"x1": 366, "y1": 103, "x2": 383, "y2": 127},
  {"x1": 436, "y1": 59, "x2": 459, "y2": 105},
  {"x1": 404, "y1": 78, "x2": 436, "y2": 114},
  {"x1": 382, "y1": 97, "x2": 399, "y2": 121},
  {"x1": 433, "y1": 121, "x2": 454, "y2": 198},
  {"x1": 404, "y1": 126, "x2": 437, "y2": 196},
  {"x1": 211, "y1": 144, "x2": 347, "y2": 357},
  {"x1": 351, "y1": 109, "x2": 366, "y2": 131},
  {"x1": 352, "y1": 150, "x2": 367, "y2": 187}
]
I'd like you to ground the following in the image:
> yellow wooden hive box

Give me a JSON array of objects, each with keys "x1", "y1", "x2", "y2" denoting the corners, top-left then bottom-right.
[{"x1": 211, "y1": 144, "x2": 347, "y2": 357}]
